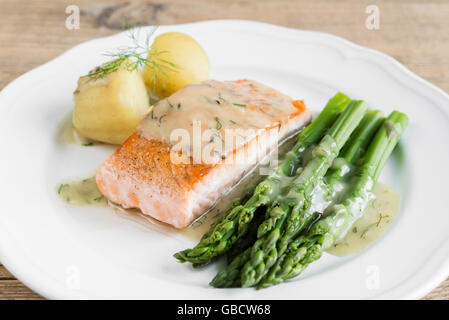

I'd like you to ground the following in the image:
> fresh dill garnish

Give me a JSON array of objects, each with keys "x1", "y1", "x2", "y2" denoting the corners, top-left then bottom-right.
[
  {"x1": 215, "y1": 117, "x2": 222, "y2": 130},
  {"x1": 177, "y1": 103, "x2": 182, "y2": 109},
  {"x1": 86, "y1": 23, "x2": 179, "y2": 89},
  {"x1": 167, "y1": 100, "x2": 174, "y2": 108},
  {"x1": 229, "y1": 119, "x2": 237, "y2": 125},
  {"x1": 232, "y1": 103, "x2": 247, "y2": 108},
  {"x1": 151, "y1": 110, "x2": 157, "y2": 120}
]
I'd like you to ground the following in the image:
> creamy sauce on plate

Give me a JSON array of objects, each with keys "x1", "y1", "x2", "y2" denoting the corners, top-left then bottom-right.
[
  {"x1": 57, "y1": 175, "x2": 108, "y2": 207},
  {"x1": 327, "y1": 183, "x2": 400, "y2": 256},
  {"x1": 59, "y1": 114, "x2": 96, "y2": 146}
]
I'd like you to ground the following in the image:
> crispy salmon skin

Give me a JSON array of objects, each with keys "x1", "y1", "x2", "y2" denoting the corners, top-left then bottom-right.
[{"x1": 96, "y1": 79, "x2": 311, "y2": 228}]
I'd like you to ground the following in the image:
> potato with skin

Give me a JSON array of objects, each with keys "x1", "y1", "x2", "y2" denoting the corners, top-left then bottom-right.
[
  {"x1": 73, "y1": 61, "x2": 150, "y2": 145},
  {"x1": 143, "y1": 32, "x2": 210, "y2": 99}
]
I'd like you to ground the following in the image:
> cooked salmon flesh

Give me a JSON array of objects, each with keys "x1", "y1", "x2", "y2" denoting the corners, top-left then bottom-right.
[{"x1": 96, "y1": 79, "x2": 311, "y2": 228}]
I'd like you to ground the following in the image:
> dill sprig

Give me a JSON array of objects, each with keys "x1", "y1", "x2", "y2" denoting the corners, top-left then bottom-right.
[{"x1": 87, "y1": 23, "x2": 179, "y2": 88}]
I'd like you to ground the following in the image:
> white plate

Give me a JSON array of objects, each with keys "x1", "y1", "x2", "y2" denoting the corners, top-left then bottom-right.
[{"x1": 0, "y1": 20, "x2": 448, "y2": 300}]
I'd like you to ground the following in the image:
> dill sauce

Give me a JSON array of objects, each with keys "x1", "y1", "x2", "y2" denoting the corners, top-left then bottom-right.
[
  {"x1": 57, "y1": 175, "x2": 108, "y2": 207},
  {"x1": 59, "y1": 114, "x2": 95, "y2": 146},
  {"x1": 327, "y1": 183, "x2": 400, "y2": 256},
  {"x1": 138, "y1": 80, "x2": 302, "y2": 161}
]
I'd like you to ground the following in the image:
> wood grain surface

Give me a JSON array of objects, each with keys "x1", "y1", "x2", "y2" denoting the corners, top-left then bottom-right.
[{"x1": 0, "y1": 0, "x2": 448, "y2": 300}]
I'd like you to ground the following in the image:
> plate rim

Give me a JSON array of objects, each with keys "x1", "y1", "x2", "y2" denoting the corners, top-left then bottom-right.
[{"x1": 0, "y1": 19, "x2": 448, "y2": 300}]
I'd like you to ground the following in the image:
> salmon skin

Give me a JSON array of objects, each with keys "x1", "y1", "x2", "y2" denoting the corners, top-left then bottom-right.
[{"x1": 96, "y1": 79, "x2": 311, "y2": 228}]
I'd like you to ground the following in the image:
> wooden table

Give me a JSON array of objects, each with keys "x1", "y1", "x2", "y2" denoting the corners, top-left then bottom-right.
[{"x1": 0, "y1": 0, "x2": 448, "y2": 300}]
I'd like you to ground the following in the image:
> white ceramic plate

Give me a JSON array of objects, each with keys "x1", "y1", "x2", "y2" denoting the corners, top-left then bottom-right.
[{"x1": 0, "y1": 20, "x2": 448, "y2": 300}]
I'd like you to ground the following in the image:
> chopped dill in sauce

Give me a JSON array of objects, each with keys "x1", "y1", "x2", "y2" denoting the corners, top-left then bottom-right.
[
  {"x1": 218, "y1": 93, "x2": 227, "y2": 103},
  {"x1": 327, "y1": 183, "x2": 400, "y2": 256},
  {"x1": 159, "y1": 114, "x2": 167, "y2": 124},
  {"x1": 215, "y1": 117, "x2": 223, "y2": 130},
  {"x1": 57, "y1": 175, "x2": 108, "y2": 207}
]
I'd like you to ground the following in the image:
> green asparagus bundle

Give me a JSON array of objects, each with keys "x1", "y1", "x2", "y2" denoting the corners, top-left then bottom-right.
[
  {"x1": 258, "y1": 111, "x2": 408, "y2": 289},
  {"x1": 223, "y1": 108, "x2": 384, "y2": 265},
  {"x1": 174, "y1": 93, "x2": 351, "y2": 264},
  {"x1": 211, "y1": 100, "x2": 368, "y2": 288},
  {"x1": 210, "y1": 110, "x2": 384, "y2": 287}
]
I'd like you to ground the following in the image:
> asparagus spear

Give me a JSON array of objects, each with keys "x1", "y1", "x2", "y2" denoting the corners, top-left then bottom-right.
[
  {"x1": 174, "y1": 93, "x2": 351, "y2": 264},
  {"x1": 238, "y1": 100, "x2": 368, "y2": 287},
  {"x1": 324, "y1": 110, "x2": 385, "y2": 198},
  {"x1": 226, "y1": 208, "x2": 266, "y2": 263},
  {"x1": 211, "y1": 101, "x2": 369, "y2": 288},
  {"x1": 258, "y1": 111, "x2": 408, "y2": 289},
  {"x1": 277, "y1": 110, "x2": 385, "y2": 258}
]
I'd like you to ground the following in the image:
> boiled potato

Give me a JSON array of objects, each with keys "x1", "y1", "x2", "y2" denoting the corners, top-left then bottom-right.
[
  {"x1": 73, "y1": 60, "x2": 150, "y2": 145},
  {"x1": 143, "y1": 32, "x2": 210, "y2": 98}
]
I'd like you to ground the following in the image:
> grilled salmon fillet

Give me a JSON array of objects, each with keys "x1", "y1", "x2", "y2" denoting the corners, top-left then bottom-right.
[{"x1": 96, "y1": 79, "x2": 311, "y2": 228}]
